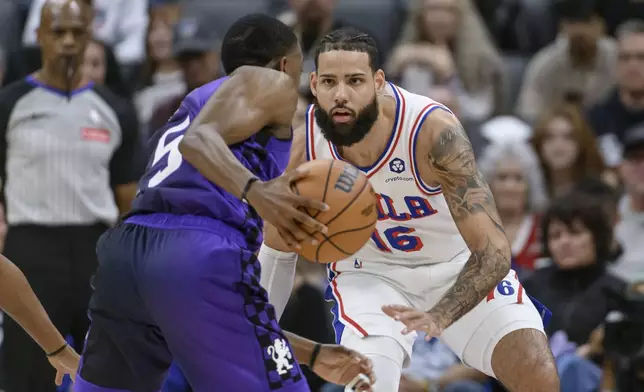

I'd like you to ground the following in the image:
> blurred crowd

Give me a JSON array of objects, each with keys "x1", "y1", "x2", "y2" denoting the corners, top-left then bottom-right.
[{"x1": 1, "y1": 0, "x2": 644, "y2": 391}]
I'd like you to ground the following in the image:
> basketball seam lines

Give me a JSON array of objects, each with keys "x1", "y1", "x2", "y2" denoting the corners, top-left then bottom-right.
[
  {"x1": 322, "y1": 175, "x2": 370, "y2": 227},
  {"x1": 315, "y1": 219, "x2": 378, "y2": 261},
  {"x1": 313, "y1": 161, "x2": 335, "y2": 219}
]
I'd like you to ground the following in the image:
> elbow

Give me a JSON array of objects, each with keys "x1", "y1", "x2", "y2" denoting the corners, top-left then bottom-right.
[
  {"x1": 497, "y1": 241, "x2": 512, "y2": 278},
  {"x1": 485, "y1": 234, "x2": 512, "y2": 279},
  {"x1": 178, "y1": 131, "x2": 205, "y2": 166}
]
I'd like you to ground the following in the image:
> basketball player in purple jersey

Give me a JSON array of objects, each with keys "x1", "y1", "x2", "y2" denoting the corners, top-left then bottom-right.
[{"x1": 74, "y1": 14, "x2": 374, "y2": 392}]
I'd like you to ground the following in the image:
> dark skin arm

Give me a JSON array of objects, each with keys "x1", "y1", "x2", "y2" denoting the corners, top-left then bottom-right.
[
  {"x1": 383, "y1": 109, "x2": 510, "y2": 333},
  {"x1": 178, "y1": 66, "x2": 327, "y2": 247},
  {"x1": 0, "y1": 254, "x2": 79, "y2": 384},
  {"x1": 178, "y1": 65, "x2": 298, "y2": 198},
  {"x1": 285, "y1": 331, "x2": 375, "y2": 390},
  {"x1": 114, "y1": 183, "x2": 137, "y2": 216},
  {"x1": 263, "y1": 124, "x2": 308, "y2": 252}
]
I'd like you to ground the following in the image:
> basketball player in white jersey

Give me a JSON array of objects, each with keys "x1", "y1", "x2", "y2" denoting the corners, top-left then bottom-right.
[{"x1": 258, "y1": 28, "x2": 559, "y2": 392}]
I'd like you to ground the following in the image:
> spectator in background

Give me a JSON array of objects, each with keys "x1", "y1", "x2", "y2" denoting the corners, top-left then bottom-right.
[
  {"x1": 574, "y1": 177, "x2": 621, "y2": 227},
  {"x1": 588, "y1": 20, "x2": 644, "y2": 168},
  {"x1": 147, "y1": 14, "x2": 221, "y2": 139},
  {"x1": 523, "y1": 193, "x2": 627, "y2": 390},
  {"x1": 475, "y1": 0, "x2": 557, "y2": 55},
  {"x1": 516, "y1": 0, "x2": 616, "y2": 123},
  {"x1": 610, "y1": 124, "x2": 644, "y2": 283},
  {"x1": 0, "y1": 1, "x2": 141, "y2": 389},
  {"x1": 135, "y1": 12, "x2": 186, "y2": 128},
  {"x1": 388, "y1": 0, "x2": 505, "y2": 124},
  {"x1": 524, "y1": 194, "x2": 626, "y2": 345},
  {"x1": 0, "y1": 0, "x2": 25, "y2": 54},
  {"x1": 479, "y1": 141, "x2": 548, "y2": 275},
  {"x1": 279, "y1": 0, "x2": 349, "y2": 85},
  {"x1": 0, "y1": 47, "x2": 5, "y2": 86},
  {"x1": 82, "y1": 38, "x2": 132, "y2": 100},
  {"x1": 398, "y1": 337, "x2": 486, "y2": 392},
  {"x1": 22, "y1": 0, "x2": 148, "y2": 80},
  {"x1": 532, "y1": 104, "x2": 607, "y2": 197},
  {"x1": 595, "y1": 0, "x2": 644, "y2": 37}
]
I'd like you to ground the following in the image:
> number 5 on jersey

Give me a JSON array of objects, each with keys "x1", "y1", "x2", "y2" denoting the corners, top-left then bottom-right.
[{"x1": 148, "y1": 117, "x2": 190, "y2": 187}]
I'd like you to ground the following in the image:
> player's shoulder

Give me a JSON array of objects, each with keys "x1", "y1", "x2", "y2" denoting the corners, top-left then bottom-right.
[
  {"x1": 390, "y1": 83, "x2": 452, "y2": 117},
  {"x1": 388, "y1": 83, "x2": 454, "y2": 134},
  {"x1": 184, "y1": 77, "x2": 229, "y2": 110}
]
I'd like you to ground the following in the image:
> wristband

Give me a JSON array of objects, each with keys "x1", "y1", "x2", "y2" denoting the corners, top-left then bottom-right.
[
  {"x1": 46, "y1": 343, "x2": 68, "y2": 358},
  {"x1": 309, "y1": 343, "x2": 321, "y2": 368},
  {"x1": 241, "y1": 177, "x2": 259, "y2": 204}
]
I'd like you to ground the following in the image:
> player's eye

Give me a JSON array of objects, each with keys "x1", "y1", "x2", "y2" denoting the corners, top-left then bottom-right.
[
  {"x1": 321, "y1": 79, "x2": 335, "y2": 86},
  {"x1": 348, "y1": 78, "x2": 362, "y2": 85}
]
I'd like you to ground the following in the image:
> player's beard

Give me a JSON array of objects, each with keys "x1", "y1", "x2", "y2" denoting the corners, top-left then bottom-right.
[{"x1": 315, "y1": 96, "x2": 379, "y2": 147}]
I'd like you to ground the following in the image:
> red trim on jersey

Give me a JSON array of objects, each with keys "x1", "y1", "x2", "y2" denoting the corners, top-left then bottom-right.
[
  {"x1": 512, "y1": 214, "x2": 542, "y2": 271},
  {"x1": 329, "y1": 262, "x2": 369, "y2": 337},
  {"x1": 306, "y1": 105, "x2": 316, "y2": 160}
]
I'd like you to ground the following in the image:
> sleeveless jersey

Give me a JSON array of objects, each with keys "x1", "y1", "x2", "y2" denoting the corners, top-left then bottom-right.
[
  {"x1": 130, "y1": 77, "x2": 292, "y2": 251},
  {"x1": 305, "y1": 82, "x2": 468, "y2": 266}
]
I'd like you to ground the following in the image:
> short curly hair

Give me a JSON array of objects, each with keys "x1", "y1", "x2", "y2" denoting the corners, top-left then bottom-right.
[{"x1": 220, "y1": 14, "x2": 298, "y2": 75}]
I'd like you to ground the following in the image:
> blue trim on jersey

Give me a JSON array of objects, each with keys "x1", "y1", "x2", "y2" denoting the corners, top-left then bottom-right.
[
  {"x1": 412, "y1": 106, "x2": 450, "y2": 193},
  {"x1": 325, "y1": 266, "x2": 345, "y2": 344},
  {"x1": 25, "y1": 75, "x2": 94, "y2": 97},
  {"x1": 330, "y1": 82, "x2": 401, "y2": 172}
]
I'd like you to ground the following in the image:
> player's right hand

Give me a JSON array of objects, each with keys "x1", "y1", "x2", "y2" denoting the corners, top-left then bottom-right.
[
  {"x1": 246, "y1": 168, "x2": 328, "y2": 249},
  {"x1": 48, "y1": 344, "x2": 80, "y2": 385},
  {"x1": 311, "y1": 344, "x2": 375, "y2": 391}
]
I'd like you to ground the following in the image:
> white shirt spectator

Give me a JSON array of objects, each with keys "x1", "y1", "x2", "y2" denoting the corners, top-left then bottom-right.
[
  {"x1": 610, "y1": 196, "x2": 644, "y2": 283},
  {"x1": 22, "y1": 0, "x2": 148, "y2": 65}
]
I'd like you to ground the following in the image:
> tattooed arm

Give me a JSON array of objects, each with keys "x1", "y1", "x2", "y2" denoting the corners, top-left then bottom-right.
[{"x1": 421, "y1": 109, "x2": 511, "y2": 328}]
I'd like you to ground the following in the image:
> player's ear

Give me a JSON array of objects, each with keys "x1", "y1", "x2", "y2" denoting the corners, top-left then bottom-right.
[
  {"x1": 374, "y1": 69, "x2": 386, "y2": 92},
  {"x1": 309, "y1": 71, "x2": 318, "y2": 98}
]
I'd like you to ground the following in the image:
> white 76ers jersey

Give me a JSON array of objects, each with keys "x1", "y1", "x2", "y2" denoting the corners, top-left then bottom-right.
[{"x1": 305, "y1": 82, "x2": 468, "y2": 266}]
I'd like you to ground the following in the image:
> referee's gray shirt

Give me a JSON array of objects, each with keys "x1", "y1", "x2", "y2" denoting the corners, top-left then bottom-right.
[{"x1": 0, "y1": 76, "x2": 141, "y2": 226}]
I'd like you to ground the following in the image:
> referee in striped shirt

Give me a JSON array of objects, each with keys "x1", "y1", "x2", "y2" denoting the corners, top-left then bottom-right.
[{"x1": 0, "y1": 1, "x2": 141, "y2": 390}]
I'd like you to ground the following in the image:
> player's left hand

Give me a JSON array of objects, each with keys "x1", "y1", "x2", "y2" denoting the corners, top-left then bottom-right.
[
  {"x1": 312, "y1": 344, "x2": 375, "y2": 391},
  {"x1": 382, "y1": 304, "x2": 449, "y2": 340},
  {"x1": 48, "y1": 345, "x2": 80, "y2": 385}
]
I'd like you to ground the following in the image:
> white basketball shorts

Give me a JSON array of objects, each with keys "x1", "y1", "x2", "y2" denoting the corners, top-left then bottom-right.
[{"x1": 324, "y1": 249, "x2": 546, "y2": 377}]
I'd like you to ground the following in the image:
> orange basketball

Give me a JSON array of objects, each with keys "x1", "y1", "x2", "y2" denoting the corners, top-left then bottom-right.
[{"x1": 291, "y1": 159, "x2": 378, "y2": 263}]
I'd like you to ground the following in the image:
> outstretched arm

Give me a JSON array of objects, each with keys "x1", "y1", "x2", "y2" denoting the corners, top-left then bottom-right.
[
  {"x1": 0, "y1": 254, "x2": 79, "y2": 384},
  {"x1": 422, "y1": 109, "x2": 511, "y2": 328},
  {"x1": 0, "y1": 254, "x2": 66, "y2": 353}
]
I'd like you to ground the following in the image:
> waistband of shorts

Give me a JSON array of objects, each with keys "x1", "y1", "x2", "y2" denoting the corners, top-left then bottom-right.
[{"x1": 124, "y1": 213, "x2": 248, "y2": 248}]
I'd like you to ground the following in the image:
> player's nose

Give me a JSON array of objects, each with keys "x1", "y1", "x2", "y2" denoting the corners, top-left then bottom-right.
[{"x1": 334, "y1": 83, "x2": 349, "y2": 103}]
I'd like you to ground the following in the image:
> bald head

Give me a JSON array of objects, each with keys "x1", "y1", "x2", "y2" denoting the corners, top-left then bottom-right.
[
  {"x1": 37, "y1": 0, "x2": 93, "y2": 83},
  {"x1": 40, "y1": 0, "x2": 92, "y2": 26}
]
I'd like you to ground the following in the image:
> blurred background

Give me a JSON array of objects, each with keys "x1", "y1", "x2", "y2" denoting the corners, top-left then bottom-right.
[{"x1": 1, "y1": 0, "x2": 644, "y2": 391}]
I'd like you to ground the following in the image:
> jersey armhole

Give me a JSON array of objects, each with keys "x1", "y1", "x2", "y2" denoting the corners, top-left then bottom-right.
[
  {"x1": 408, "y1": 103, "x2": 452, "y2": 196},
  {"x1": 304, "y1": 104, "x2": 316, "y2": 161}
]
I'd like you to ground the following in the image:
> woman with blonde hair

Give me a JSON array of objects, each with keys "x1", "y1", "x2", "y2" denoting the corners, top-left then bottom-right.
[{"x1": 385, "y1": 0, "x2": 506, "y2": 123}]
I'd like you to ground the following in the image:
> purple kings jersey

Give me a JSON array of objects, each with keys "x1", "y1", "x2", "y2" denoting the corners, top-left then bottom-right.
[{"x1": 130, "y1": 77, "x2": 292, "y2": 250}]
